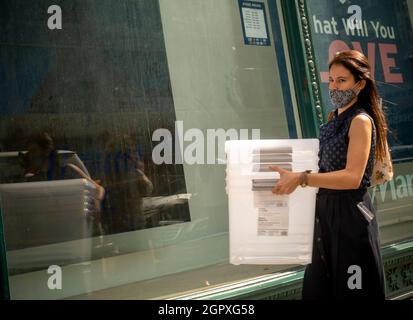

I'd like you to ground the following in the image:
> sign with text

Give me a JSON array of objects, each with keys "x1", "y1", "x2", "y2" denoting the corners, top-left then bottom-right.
[
  {"x1": 307, "y1": 0, "x2": 413, "y2": 162},
  {"x1": 239, "y1": 0, "x2": 271, "y2": 46}
]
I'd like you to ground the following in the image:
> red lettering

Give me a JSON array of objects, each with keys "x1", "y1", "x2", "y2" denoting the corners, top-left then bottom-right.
[
  {"x1": 320, "y1": 41, "x2": 403, "y2": 84},
  {"x1": 351, "y1": 42, "x2": 375, "y2": 79},
  {"x1": 379, "y1": 44, "x2": 403, "y2": 83},
  {"x1": 320, "y1": 40, "x2": 350, "y2": 83}
]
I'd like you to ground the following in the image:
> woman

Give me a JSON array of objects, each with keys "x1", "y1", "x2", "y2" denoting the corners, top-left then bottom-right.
[
  {"x1": 101, "y1": 134, "x2": 153, "y2": 233},
  {"x1": 19, "y1": 132, "x2": 104, "y2": 199},
  {"x1": 271, "y1": 50, "x2": 388, "y2": 299}
]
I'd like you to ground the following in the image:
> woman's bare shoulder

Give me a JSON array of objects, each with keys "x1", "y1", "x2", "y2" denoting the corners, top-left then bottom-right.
[{"x1": 349, "y1": 114, "x2": 373, "y2": 137}]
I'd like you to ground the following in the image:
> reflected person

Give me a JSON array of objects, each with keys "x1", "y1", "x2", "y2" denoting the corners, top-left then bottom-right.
[
  {"x1": 18, "y1": 132, "x2": 105, "y2": 226},
  {"x1": 101, "y1": 134, "x2": 153, "y2": 234}
]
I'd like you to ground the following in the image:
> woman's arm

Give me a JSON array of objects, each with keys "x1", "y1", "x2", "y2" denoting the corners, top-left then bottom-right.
[
  {"x1": 271, "y1": 114, "x2": 372, "y2": 194},
  {"x1": 66, "y1": 163, "x2": 105, "y2": 200}
]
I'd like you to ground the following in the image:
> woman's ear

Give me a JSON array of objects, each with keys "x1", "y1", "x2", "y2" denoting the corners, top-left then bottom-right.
[
  {"x1": 359, "y1": 79, "x2": 366, "y2": 90},
  {"x1": 354, "y1": 79, "x2": 366, "y2": 95}
]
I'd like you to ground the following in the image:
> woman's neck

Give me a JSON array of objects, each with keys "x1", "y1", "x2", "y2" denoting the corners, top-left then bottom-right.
[{"x1": 337, "y1": 97, "x2": 358, "y2": 115}]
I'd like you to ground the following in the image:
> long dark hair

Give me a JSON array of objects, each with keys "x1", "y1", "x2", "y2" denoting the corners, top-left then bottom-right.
[{"x1": 328, "y1": 50, "x2": 389, "y2": 161}]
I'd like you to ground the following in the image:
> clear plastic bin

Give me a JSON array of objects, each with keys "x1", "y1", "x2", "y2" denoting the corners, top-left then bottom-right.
[{"x1": 225, "y1": 139, "x2": 319, "y2": 265}]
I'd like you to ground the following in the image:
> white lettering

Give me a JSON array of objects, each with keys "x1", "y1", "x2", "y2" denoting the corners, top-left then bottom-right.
[
  {"x1": 47, "y1": 5, "x2": 62, "y2": 30},
  {"x1": 47, "y1": 265, "x2": 62, "y2": 290}
]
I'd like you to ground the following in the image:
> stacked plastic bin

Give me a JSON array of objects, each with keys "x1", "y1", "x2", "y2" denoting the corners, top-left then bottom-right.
[
  {"x1": 0, "y1": 179, "x2": 98, "y2": 271},
  {"x1": 225, "y1": 139, "x2": 319, "y2": 265}
]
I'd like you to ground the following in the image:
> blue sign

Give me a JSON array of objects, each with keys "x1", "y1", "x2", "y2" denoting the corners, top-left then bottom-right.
[{"x1": 239, "y1": 0, "x2": 271, "y2": 46}]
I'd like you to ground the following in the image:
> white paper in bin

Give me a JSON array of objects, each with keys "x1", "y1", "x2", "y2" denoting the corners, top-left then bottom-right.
[{"x1": 225, "y1": 139, "x2": 319, "y2": 265}]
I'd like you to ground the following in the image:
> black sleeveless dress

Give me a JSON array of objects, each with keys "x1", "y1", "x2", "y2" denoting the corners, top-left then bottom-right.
[{"x1": 302, "y1": 105, "x2": 386, "y2": 300}]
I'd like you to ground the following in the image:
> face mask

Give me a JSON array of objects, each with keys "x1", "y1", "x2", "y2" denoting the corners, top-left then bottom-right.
[{"x1": 329, "y1": 82, "x2": 359, "y2": 109}]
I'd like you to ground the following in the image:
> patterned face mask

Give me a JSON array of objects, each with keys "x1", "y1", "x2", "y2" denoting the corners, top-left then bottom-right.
[{"x1": 329, "y1": 82, "x2": 359, "y2": 109}]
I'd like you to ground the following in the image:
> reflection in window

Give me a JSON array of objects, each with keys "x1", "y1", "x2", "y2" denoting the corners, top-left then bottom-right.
[{"x1": 0, "y1": 0, "x2": 190, "y2": 260}]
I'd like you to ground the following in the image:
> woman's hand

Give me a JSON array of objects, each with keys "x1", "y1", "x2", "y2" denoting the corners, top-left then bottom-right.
[{"x1": 270, "y1": 166, "x2": 301, "y2": 195}]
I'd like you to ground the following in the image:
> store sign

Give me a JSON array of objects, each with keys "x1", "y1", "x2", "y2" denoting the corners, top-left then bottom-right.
[{"x1": 307, "y1": 0, "x2": 413, "y2": 162}]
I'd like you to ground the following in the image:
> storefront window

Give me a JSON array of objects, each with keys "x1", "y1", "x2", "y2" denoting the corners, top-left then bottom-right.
[
  {"x1": 0, "y1": 0, "x2": 299, "y2": 299},
  {"x1": 307, "y1": 0, "x2": 413, "y2": 245}
]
